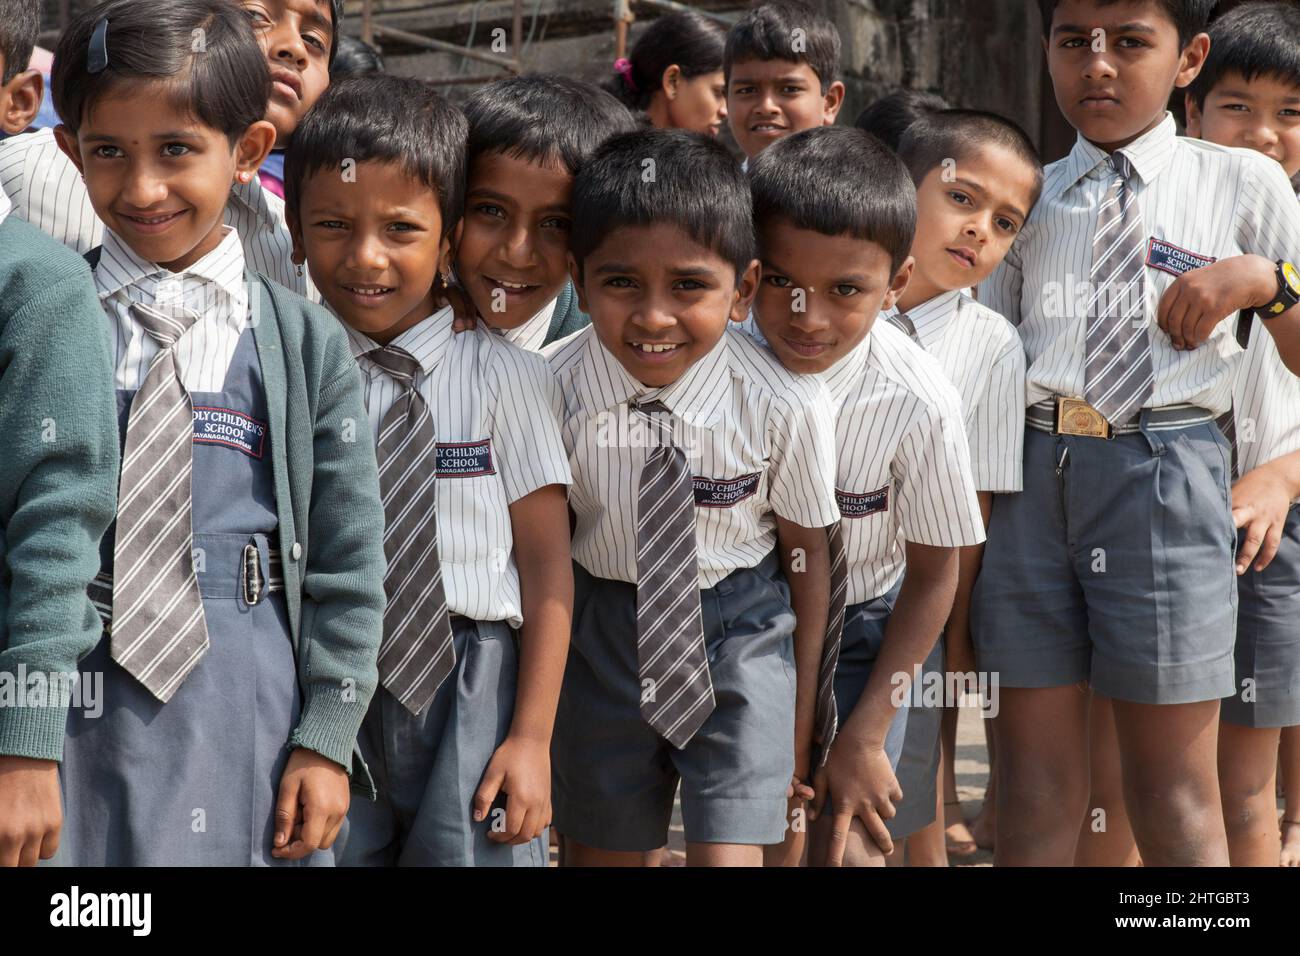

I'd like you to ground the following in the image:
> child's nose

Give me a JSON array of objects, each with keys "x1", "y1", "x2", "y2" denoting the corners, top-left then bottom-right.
[
  {"x1": 789, "y1": 301, "x2": 829, "y2": 334},
  {"x1": 120, "y1": 170, "x2": 169, "y2": 208},
  {"x1": 633, "y1": 305, "x2": 677, "y2": 334},
  {"x1": 500, "y1": 224, "x2": 535, "y2": 267},
  {"x1": 269, "y1": 23, "x2": 309, "y2": 66},
  {"x1": 349, "y1": 234, "x2": 388, "y2": 270},
  {"x1": 1081, "y1": 50, "x2": 1117, "y2": 82}
]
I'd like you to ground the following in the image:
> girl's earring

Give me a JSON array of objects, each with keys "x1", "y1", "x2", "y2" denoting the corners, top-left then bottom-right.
[{"x1": 296, "y1": 262, "x2": 304, "y2": 278}]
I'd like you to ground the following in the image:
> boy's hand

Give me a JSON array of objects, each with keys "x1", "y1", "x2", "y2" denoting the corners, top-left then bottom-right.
[
  {"x1": 810, "y1": 735, "x2": 902, "y2": 866},
  {"x1": 0, "y1": 756, "x2": 62, "y2": 867},
  {"x1": 1232, "y1": 464, "x2": 1294, "y2": 573},
  {"x1": 473, "y1": 734, "x2": 551, "y2": 845},
  {"x1": 271, "y1": 748, "x2": 350, "y2": 860},
  {"x1": 435, "y1": 284, "x2": 479, "y2": 333},
  {"x1": 1158, "y1": 255, "x2": 1276, "y2": 351}
]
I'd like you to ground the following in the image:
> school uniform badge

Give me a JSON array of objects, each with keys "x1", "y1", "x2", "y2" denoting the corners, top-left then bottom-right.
[
  {"x1": 693, "y1": 473, "x2": 761, "y2": 508},
  {"x1": 1145, "y1": 238, "x2": 1217, "y2": 278},
  {"x1": 192, "y1": 406, "x2": 268, "y2": 458},
  {"x1": 836, "y1": 485, "x2": 890, "y2": 518},
  {"x1": 436, "y1": 439, "x2": 496, "y2": 477}
]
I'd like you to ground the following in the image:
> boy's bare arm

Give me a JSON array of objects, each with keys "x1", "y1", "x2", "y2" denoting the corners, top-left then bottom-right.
[
  {"x1": 474, "y1": 484, "x2": 573, "y2": 844},
  {"x1": 944, "y1": 492, "x2": 994, "y2": 679},
  {"x1": 774, "y1": 517, "x2": 831, "y2": 785},
  {"x1": 811, "y1": 541, "x2": 959, "y2": 864},
  {"x1": 1233, "y1": 448, "x2": 1300, "y2": 574}
]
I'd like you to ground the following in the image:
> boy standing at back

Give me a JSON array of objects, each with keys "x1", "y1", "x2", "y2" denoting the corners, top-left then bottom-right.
[
  {"x1": 724, "y1": 0, "x2": 845, "y2": 165},
  {"x1": 975, "y1": 0, "x2": 1300, "y2": 867},
  {"x1": 452, "y1": 74, "x2": 635, "y2": 351}
]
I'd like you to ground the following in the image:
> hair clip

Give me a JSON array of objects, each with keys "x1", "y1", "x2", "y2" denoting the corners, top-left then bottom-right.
[
  {"x1": 87, "y1": 18, "x2": 110, "y2": 74},
  {"x1": 613, "y1": 57, "x2": 637, "y2": 93}
]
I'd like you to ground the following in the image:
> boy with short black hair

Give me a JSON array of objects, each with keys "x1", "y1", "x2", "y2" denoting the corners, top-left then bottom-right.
[
  {"x1": 0, "y1": 0, "x2": 341, "y2": 297},
  {"x1": 745, "y1": 125, "x2": 985, "y2": 866},
  {"x1": 0, "y1": 0, "x2": 42, "y2": 135},
  {"x1": 854, "y1": 89, "x2": 949, "y2": 153},
  {"x1": 976, "y1": 0, "x2": 1300, "y2": 867},
  {"x1": 452, "y1": 74, "x2": 636, "y2": 351},
  {"x1": 287, "y1": 74, "x2": 575, "y2": 866},
  {"x1": 724, "y1": 0, "x2": 845, "y2": 162},
  {"x1": 545, "y1": 127, "x2": 839, "y2": 866}
]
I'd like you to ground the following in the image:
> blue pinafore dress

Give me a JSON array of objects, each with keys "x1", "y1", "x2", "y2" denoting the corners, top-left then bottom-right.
[{"x1": 53, "y1": 325, "x2": 331, "y2": 866}]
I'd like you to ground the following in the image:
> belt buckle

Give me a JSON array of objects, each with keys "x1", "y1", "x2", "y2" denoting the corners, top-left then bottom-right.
[
  {"x1": 242, "y1": 543, "x2": 263, "y2": 606},
  {"x1": 1055, "y1": 397, "x2": 1112, "y2": 439}
]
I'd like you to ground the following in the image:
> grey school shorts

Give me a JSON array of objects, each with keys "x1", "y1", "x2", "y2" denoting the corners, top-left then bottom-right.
[
  {"x1": 337, "y1": 616, "x2": 546, "y2": 867},
  {"x1": 1222, "y1": 504, "x2": 1300, "y2": 728},
  {"x1": 830, "y1": 581, "x2": 942, "y2": 839},
  {"x1": 971, "y1": 418, "x2": 1237, "y2": 705},
  {"x1": 553, "y1": 551, "x2": 795, "y2": 852}
]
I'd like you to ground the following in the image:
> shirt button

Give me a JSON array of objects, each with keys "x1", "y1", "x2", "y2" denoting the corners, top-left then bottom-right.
[{"x1": 291, "y1": 543, "x2": 303, "y2": 561}]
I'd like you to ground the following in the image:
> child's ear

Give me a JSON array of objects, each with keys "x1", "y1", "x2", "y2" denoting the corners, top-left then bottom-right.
[
  {"x1": 567, "y1": 251, "x2": 589, "y2": 312},
  {"x1": 823, "y1": 81, "x2": 846, "y2": 125},
  {"x1": 1, "y1": 70, "x2": 42, "y2": 135},
  {"x1": 1184, "y1": 92, "x2": 1203, "y2": 138},
  {"x1": 881, "y1": 256, "x2": 916, "y2": 312},
  {"x1": 1175, "y1": 33, "x2": 1211, "y2": 90},
  {"x1": 234, "y1": 120, "x2": 277, "y2": 183},
  {"x1": 663, "y1": 64, "x2": 681, "y2": 99},
  {"x1": 730, "y1": 259, "x2": 762, "y2": 322},
  {"x1": 53, "y1": 124, "x2": 85, "y2": 174}
]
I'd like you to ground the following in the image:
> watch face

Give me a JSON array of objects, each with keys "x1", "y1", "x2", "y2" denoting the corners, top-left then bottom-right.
[{"x1": 1284, "y1": 262, "x2": 1300, "y2": 296}]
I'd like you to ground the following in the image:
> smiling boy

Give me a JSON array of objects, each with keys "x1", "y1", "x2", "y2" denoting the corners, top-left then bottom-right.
[
  {"x1": 724, "y1": 0, "x2": 845, "y2": 163},
  {"x1": 544, "y1": 128, "x2": 839, "y2": 866},
  {"x1": 974, "y1": 0, "x2": 1300, "y2": 867}
]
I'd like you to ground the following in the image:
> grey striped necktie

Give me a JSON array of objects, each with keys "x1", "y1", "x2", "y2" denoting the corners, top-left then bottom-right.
[
  {"x1": 888, "y1": 311, "x2": 922, "y2": 347},
  {"x1": 815, "y1": 522, "x2": 848, "y2": 766},
  {"x1": 368, "y1": 346, "x2": 455, "y2": 716},
  {"x1": 1085, "y1": 152, "x2": 1153, "y2": 425},
  {"x1": 110, "y1": 301, "x2": 209, "y2": 702},
  {"x1": 635, "y1": 400, "x2": 714, "y2": 749}
]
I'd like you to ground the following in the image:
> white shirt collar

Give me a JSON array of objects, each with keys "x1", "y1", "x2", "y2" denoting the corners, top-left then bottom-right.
[
  {"x1": 94, "y1": 226, "x2": 248, "y2": 311},
  {"x1": 1061, "y1": 112, "x2": 1178, "y2": 192},
  {"x1": 496, "y1": 297, "x2": 557, "y2": 352},
  {"x1": 574, "y1": 327, "x2": 731, "y2": 429},
  {"x1": 347, "y1": 306, "x2": 456, "y2": 378},
  {"x1": 884, "y1": 289, "x2": 964, "y2": 352}
]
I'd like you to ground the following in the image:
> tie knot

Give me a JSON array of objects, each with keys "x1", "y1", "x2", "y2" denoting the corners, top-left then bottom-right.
[
  {"x1": 888, "y1": 312, "x2": 920, "y2": 343},
  {"x1": 128, "y1": 301, "x2": 201, "y2": 350},
  {"x1": 1109, "y1": 152, "x2": 1136, "y2": 182},
  {"x1": 366, "y1": 346, "x2": 422, "y2": 386}
]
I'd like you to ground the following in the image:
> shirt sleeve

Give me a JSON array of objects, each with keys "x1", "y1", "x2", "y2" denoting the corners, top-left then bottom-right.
[
  {"x1": 766, "y1": 378, "x2": 841, "y2": 529},
  {"x1": 0, "y1": 137, "x2": 26, "y2": 211},
  {"x1": 967, "y1": 337, "x2": 1027, "y2": 493},
  {"x1": 892, "y1": 388, "x2": 986, "y2": 548},
  {"x1": 1236, "y1": 152, "x2": 1300, "y2": 264},
  {"x1": 489, "y1": 343, "x2": 572, "y2": 504},
  {"x1": 978, "y1": 239, "x2": 1025, "y2": 327}
]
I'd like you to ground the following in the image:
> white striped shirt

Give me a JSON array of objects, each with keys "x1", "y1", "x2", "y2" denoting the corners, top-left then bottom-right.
[
  {"x1": 95, "y1": 227, "x2": 250, "y2": 393},
  {"x1": 980, "y1": 114, "x2": 1300, "y2": 416},
  {"x1": 0, "y1": 186, "x2": 10, "y2": 225},
  {"x1": 544, "y1": 325, "x2": 841, "y2": 588},
  {"x1": 349, "y1": 307, "x2": 571, "y2": 626},
  {"x1": 0, "y1": 127, "x2": 317, "y2": 301},
  {"x1": 1233, "y1": 318, "x2": 1300, "y2": 484},
  {"x1": 494, "y1": 298, "x2": 557, "y2": 353},
  {"x1": 883, "y1": 290, "x2": 1026, "y2": 492}
]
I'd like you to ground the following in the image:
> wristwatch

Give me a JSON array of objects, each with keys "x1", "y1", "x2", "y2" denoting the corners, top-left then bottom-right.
[{"x1": 1260, "y1": 260, "x2": 1300, "y2": 319}]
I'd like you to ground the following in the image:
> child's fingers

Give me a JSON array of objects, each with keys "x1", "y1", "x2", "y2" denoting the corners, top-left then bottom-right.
[
  {"x1": 472, "y1": 766, "x2": 506, "y2": 824},
  {"x1": 1237, "y1": 515, "x2": 1267, "y2": 573},
  {"x1": 39, "y1": 823, "x2": 60, "y2": 862},
  {"x1": 297, "y1": 802, "x2": 329, "y2": 853},
  {"x1": 863, "y1": 809, "x2": 894, "y2": 856},
  {"x1": 890, "y1": 778, "x2": 904, "y2": 804},
  {"x1": 320, "y1": 811, "x2": 346, "y2": 851},
  {"x1": 809, "y1": 767, "x2": 829, "y2": 820},
  {"x1": 1254, "y1": 519, "x2": 1285, "y2": 572},
  {"x1": 822, "y1": 809, "x2": 854, "y2": 867},
  {"x1": 516, "y1": 806, "x2": 544, "y2": 844},
  {"x1": 273, "y1": 773, "x2": 302, "y2": 849}
]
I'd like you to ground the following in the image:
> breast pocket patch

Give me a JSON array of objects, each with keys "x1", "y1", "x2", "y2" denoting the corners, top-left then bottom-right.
[
  {"x1": 693, "y1": 472, "x2": 761, "y2": 508},
  {"x1": 837, "y1": 485, "x2": 889, "y2": 519},
  {"x1": 192, "y1": 406, "x2": 267, "y2": 458},
  {"x1": 436, "y1": 439, "x2": 496, "y2": 477}
]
